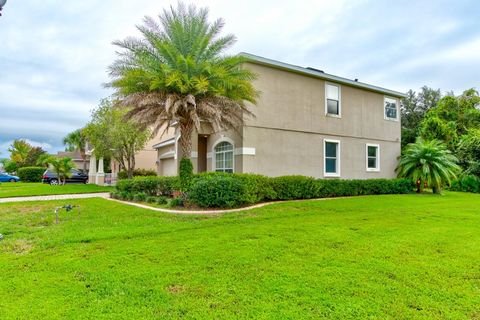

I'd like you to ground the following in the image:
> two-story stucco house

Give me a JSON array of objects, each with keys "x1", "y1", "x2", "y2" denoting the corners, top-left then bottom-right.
[{"x1": 153, "y1": 53, "x2": 406, "y2": 179}]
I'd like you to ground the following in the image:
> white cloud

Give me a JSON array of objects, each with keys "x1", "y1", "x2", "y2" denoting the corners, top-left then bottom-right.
[{"x1": 0, "y1": 0, "x2": 479, "y2": 153}]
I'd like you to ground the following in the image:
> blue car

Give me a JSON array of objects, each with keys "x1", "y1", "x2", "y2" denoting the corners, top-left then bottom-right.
[{"x1": 0, "y1": 172, "x2": 20, "y2": 182}]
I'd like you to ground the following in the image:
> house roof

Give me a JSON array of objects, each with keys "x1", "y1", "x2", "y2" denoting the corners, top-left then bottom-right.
[
  {"x1": 239, "y1": 52, "x2": 406, "y2": 98},
  {"x1": 153, "y1": 137, "x2": 175, "y2": 149}
]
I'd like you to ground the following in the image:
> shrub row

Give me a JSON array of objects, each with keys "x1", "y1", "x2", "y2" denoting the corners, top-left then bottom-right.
[
  {"x1": 115, "y1": 176, "x2": 178, "y2": 197},
  {"x1": 113, "y1": 173, "x2": 414, "y2": 208},
  {"x1": 450, "y1": 175, "x2": 480, "y2": 193},
  {"x1": 188, "y1": 173, "x2": 414, "y2": 208},
  {"x1": 117, "y1": 168, "x2": 157, "y2": 180},
  {"x1": 17, "y1": 166, "x2": 45, "y2": 182}
]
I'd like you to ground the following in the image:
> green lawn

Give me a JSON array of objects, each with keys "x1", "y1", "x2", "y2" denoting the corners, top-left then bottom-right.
[
  {"x1": 0, "y1": 182, "x2": 112, "y2": 198},
  {"x1": 0, "y1": 193, "x2": 479, "y2": 319}
]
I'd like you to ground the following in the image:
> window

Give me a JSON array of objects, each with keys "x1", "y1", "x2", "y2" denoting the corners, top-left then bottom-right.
[
  {"x1": 366, "y1": 144, "x2": 380, "y2": 171},
  {"x1": 326, "y1": 83, "x2": 341, "y2": 116},
  {"x1": 324, "y1": 139, "x2": 340, "y2": 177},
  {"x1": 384, "y1": 97, "x2": 398, "y2": 120},
  {"x1": 214, "y1": 141, "x2": 234, "y2": 173}
]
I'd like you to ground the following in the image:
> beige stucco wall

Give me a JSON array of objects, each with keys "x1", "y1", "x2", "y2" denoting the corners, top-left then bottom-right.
[
  {"x1": 244, "y1": 63, "x2": 401, "y2": 142},
  {"x1": 203, "y1": 128, "x2": 244, "y2": 173},
  {"x1": 150, "y1": 62, "x2": 402, "y2": 179},
  {"x1": 136, "y1": 128, "x2": 176, "y2": 172},
  {"x1": 225, "y1": 62, "x2": 402, "y2": 179},
  {"x1": 241, "y1": 126, "x2": 399, "y2": 179}
]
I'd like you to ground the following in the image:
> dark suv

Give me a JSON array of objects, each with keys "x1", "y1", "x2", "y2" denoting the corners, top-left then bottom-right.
[{"x1": 42, "y1": 169, "x2": 88, "y2": 185}]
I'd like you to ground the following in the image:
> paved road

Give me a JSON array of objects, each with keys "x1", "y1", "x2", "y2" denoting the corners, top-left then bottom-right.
[{"x1": 0, "y1": 193, "x2": 111, "y2": 204}]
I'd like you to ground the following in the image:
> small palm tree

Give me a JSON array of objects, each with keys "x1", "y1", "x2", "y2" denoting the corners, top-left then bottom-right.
[
  {"x1": 396, "y1": 138, "x2": 461, "y2": 194},
  {"x1": 107, "y1": 2, "x2": 258, "y2": 161},
  {"x1": 63, "y1": 129, "x2": 87, "y2": 172},
  {"x1": 36, "y1": 154, "x2": 55, "y2": 168},
  {"x1": 49, "y1": 157, "x2": 75, "y2": 185}
]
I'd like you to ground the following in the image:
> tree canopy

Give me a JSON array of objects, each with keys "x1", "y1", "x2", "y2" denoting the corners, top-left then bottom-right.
[
  {"x1": 84, "y1": 99, "x2": 150, "y2": 179},
  {"x1": 107, "y1": 2, "x2": 259, "y2": 160}
]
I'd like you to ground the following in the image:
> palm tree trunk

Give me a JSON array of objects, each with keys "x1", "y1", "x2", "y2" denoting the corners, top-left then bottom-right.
[
  {"x1": 179, "y1": 120, "x2": 194, "y2": 159},
  {"x1": 81, "y1": 150, "x2": 87, "y2": 172},
  {"x1": 433, "y1": 185, "x2": 441, "y2": 194}
]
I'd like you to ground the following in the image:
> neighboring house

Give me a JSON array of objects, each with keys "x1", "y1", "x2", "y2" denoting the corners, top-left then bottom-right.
[
  {"x1": 56, "y1": 150, "x2": 87, "y2": 171},
  {"x1": 152, "y1": 53, "x2": 405, "y2": 179}
]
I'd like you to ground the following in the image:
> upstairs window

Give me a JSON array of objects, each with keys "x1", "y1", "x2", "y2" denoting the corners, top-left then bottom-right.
[
  {"x1": 366, "y1": 144, "x2": 380, "y2": 171},
  {"x1": 326, "y1": 84, "x2": 341, "y2": 116},
  {"x1": 214, "y1": 141, "x2": 234, "y2": 173},
  {"x1": 324, "y1": 139, "x2": 340, "y2": 177},
  {"x1": 384, "y1": 97, "x2": 398, "y2": 120}
]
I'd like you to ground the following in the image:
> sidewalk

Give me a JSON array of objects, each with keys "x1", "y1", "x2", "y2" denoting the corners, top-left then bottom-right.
[{"x1": 0, "y1": 193, "x2": 111, "y2": 204}]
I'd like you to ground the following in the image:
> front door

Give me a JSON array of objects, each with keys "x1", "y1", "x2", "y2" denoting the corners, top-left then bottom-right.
[{"x1": 197, "y1": 136, "x2": 208, "y2": 173}]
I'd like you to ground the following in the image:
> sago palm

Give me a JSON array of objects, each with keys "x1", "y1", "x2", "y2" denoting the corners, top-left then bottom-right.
[
  {"x1": 396, "y1": 138, "x2": 461, "y2": 194},
  {"x1": 107, "y1": 2, "x2": 258, "y2": 159}
]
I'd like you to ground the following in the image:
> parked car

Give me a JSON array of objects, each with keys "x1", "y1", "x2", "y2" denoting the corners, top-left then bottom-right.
[
  {"x1": 42, "y1": 169, "x2": 88, "y2": 185},
  {"x1": 0, "y1": 172, "x2": 20, "y2": 182}
]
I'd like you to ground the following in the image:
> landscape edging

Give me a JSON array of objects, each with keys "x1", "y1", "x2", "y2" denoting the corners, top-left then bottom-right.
[{"x1": 107, "y1": 196, "x2": 359, "y2": 215}]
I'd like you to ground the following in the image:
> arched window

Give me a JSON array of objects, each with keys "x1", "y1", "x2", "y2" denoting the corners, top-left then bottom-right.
[{"x1": 214, "y1": 141, "x2": 234, "y2": 173}]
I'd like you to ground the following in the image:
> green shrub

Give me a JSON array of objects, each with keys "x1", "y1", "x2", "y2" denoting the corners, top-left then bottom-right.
[
  {"x1": 271, "y1": 176, "x2": 319, "y2": 200},
  {"x1": 133, "y1": 192, "x2": 147, "y2": 202},
  {"x1": 169, "y1": 197, "x2": 184, "y2": 208},
  {"x1": 234, "y1": 173, "x2": 276, "y2": 203},
  {"x1": 118, "y1": 168, "x2": 157, "y2": 180},
  {"x1": 116, "y1": 176, "x2": 178, "y2": 196},
  {"x1": 187, "y1": 174, "x2": 414, "y2": 208},
  {"x1": 179, "y1": 158, "x2": 194, "y2": 192},
  {"x1": 146, "y1": 196, "x2": 157, "y2": 203},
  {"x1": 17, "y1": 167, "x2": 45, "y2": 182},
  {"x1": 450, "y1": 175, "x2": 480, "y2": 193},
  {"x1": 157, "y1": 196, "x2": 168, "y2": 205},
  {"x1": 317, "y1": 179, "x2": 413, "y2": 197},
  {"x1": 188, "y1": 175, "x2": 245, "y2": 208}
]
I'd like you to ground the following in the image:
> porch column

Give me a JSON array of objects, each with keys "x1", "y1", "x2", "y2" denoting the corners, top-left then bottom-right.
[
  {"x1": 88, "y1": 155, "x2": 97, "y2": 184},
  {"x1": 96, "y1": 157, "x2": 105, "y2": 186}
]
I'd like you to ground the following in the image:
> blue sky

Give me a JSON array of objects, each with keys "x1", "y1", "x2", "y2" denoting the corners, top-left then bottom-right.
[{"x1": 0, "y1": 0, "x2": 479, "y2": 156}]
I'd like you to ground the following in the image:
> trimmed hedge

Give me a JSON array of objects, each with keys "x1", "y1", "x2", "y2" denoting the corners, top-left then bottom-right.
[
  {"x1": 115, "y1": 176, "x2": 178, "y2": 197},
  {"x1": 188, "y1": 175, "x2": 246, "y2": 208},
  {"x1": 188, "y1": 173, "x2": 414, "y2": 208},
  {"x1": 17, "y1": 167, "x2": 45, "y2": 182},
  {"x1": 113, "y1": 172, "x2": 415, "y2": 208},
  {"x1": 118, "y1": 168, "x2": 157, "y2": 180}
]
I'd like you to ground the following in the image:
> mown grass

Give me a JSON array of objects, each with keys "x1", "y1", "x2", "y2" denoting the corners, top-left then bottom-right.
[
  {"x1": 0, "y1": 192, "x2": 479, "y2": 319},
  {"x1": 0, "y1": 182, "x2": 112, "y2": 198}
]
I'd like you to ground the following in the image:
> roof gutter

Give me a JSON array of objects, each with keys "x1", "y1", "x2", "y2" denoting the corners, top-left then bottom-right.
[{"x1": 239, "y1": 52, "x2": 406, "y2": 98}]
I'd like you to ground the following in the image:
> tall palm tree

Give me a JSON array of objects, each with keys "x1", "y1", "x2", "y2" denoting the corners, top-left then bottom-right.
[
  {"x1": 396, "y1": 138, "x2": 461, "y2": 194},
  {"x1": 107, "y1": 2, "x2": 258, "y2": 161},
  {"x1": 63, "y1": 129, "x2": 87, "y2": 172}
]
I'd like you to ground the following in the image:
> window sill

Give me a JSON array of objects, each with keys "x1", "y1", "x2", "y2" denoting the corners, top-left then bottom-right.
[
  {"x1": 384, "y1": 117, "x2": 399, "y2": 122},
  {"x1": 324, "y1": 173, "x2": 340, "y2": 178},
  {"x1": 366, "y1": 168, "x2": 380, "y2": 172},
  {"x1": 326, "y1": 113, "x2": 341, "y2": 119}
]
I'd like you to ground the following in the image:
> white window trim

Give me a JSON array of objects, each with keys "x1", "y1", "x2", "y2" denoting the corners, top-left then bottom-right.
[
  {"x1": 325, "y1": 83, "x2": 342, "y2": 118},
  {"x1": 212, "y1": 137, "x2": 235, "y2": 173},
  {"x1": 323, "y1": 139, "x2": 341, "y2": 177},
  {"x1": 366, "y1": 143, "x2": 380, "y2": 172},
  {"x1": 384, "y1": 96, "x2": 399, "y2": 121}
]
